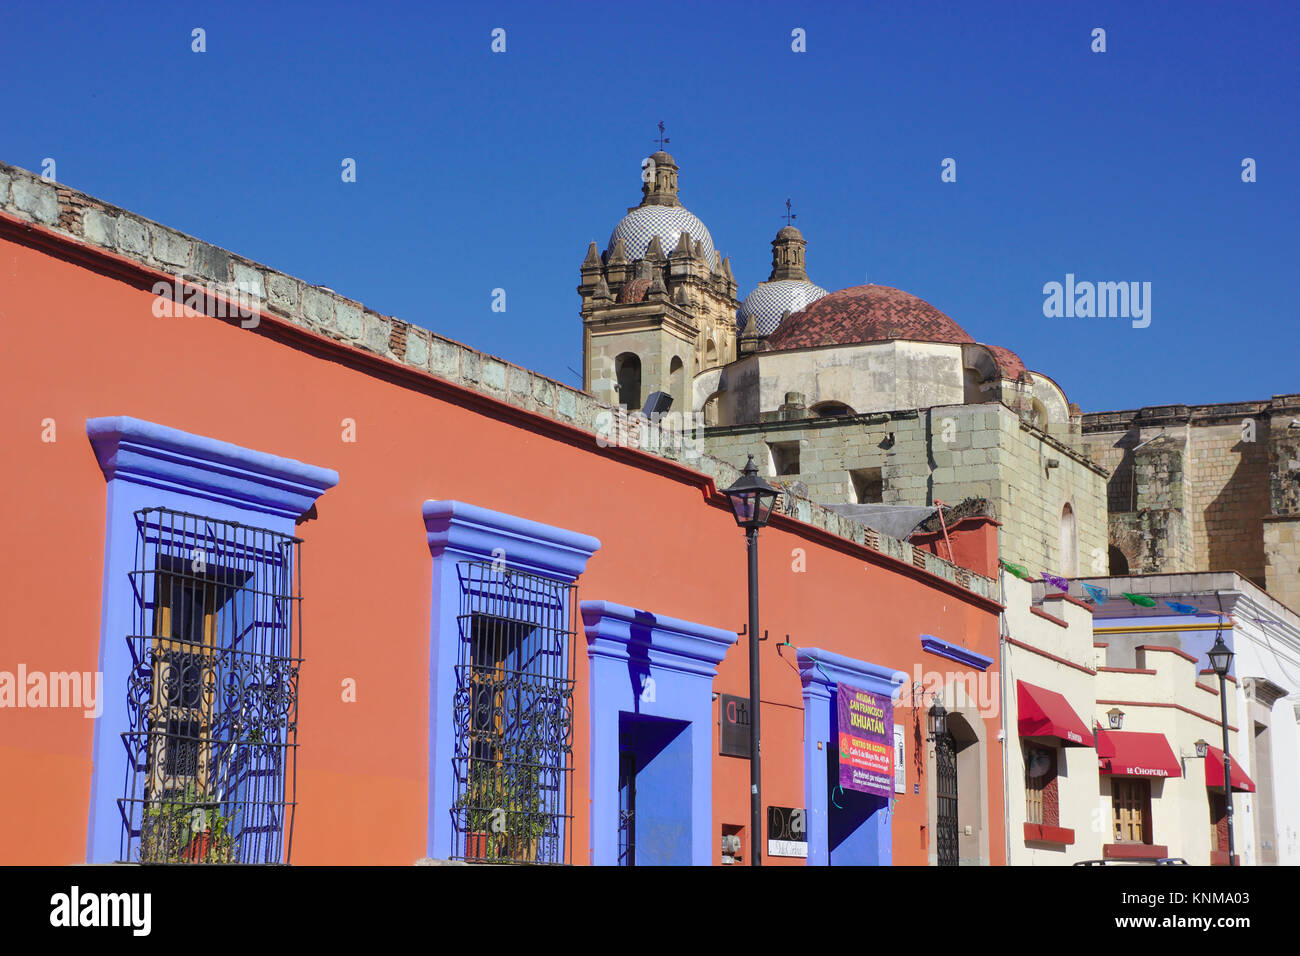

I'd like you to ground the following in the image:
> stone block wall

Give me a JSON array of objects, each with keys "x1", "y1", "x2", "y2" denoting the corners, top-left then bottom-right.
[
  {"x1": 1083, "y1": 403, "x2": 1275, "y2": 589},
  {"x1": 1263, "y1": 518, "x2": 1300, "y2": 614},
  {"x1": 990, "y1": 407, "x2": 1109, "y2": 577},
  {"x1": 1186, "y1": 419, "x2": 1270, "y2": 585},
  {"x1": 704, "y1": 401, "x2": 1108, "y2": 577}
]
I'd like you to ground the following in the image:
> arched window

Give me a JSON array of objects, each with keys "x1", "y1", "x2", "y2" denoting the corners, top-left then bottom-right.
[
  {"x1": 615, "y1": 352, "x2": 642, "y2": 412},
  {"x1": 1059, "y1": 503, "x2": 1077, "y2": 576},
  {"x1": 668, "y1": 355, "x2": 684, "y2": 411},
  {"x1": 705, "y1": 339, "x2": 717, "y2": 368},
  {"x1": 1108, "y1": 545, "x2": 1129, "y2": 575}
]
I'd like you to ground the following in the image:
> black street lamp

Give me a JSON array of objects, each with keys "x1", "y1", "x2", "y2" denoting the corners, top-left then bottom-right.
[
  {"x1": 721, "y1": 454, "x2": 780, "y2": 866},
  {"x1": 1207, "y1": 634, "x2": 1236, "y2": 865},
  {"x1": 927, "y1": 698, "x2": 948, "y2": 741}
]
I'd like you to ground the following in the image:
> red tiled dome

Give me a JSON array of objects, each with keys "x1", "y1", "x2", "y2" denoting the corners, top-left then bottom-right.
[
  {"x1": 765, "y1": 284, "x2": 973, "y2": 350},
  {"x1": 616, "y1": 276, "x2": 651, "y2": 303},
  {"x1": 980, "y1": 344, "x2": 1027, "y2": 379}
]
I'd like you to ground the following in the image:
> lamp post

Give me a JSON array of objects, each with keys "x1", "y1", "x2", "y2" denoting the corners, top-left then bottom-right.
[
  {"x1": 1207, "y1": 634, "x2": 1236, "y2": 866},
  {"x1": 721, "y1": 454, "x2": 780, "y2": 866}
]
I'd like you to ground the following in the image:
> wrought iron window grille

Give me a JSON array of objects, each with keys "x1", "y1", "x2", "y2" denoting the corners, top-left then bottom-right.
[
  {"x1": 120, "y1": 507, "x2": 302, "y2": 864},
  {"x1": 451, "y1": 560, "x2": 576, "y2": 864}
]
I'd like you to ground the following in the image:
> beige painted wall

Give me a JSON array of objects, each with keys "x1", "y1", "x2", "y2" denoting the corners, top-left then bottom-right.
[
  {"x1": 1094, "y1": 645, "x2": 1243, "y2": 864},
  {"x1": 1002, "y1": 576, "x2": 1103, "y2": 864}
]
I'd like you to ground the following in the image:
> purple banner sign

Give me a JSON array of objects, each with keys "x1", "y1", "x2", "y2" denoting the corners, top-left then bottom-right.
[{"x1": 837, "y1": 682, "x2": 893, "y2": 798}]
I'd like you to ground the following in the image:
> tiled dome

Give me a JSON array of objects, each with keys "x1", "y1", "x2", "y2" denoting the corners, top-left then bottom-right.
[
  {"x1": 617, "y1": 276, "x2": 652, "y2": 303},
  {"x1": 737, "y1": 279, "x2": 829, "y2": 335},
  {"x1": 980, "y1": 343, "x2": 1027, "y2": 379},
  {"x1": 765, "y1": 285, "x2": 972, "y2": 351},
  {"x1": 608, "y1": 205, "x2": 715, "y2": 265}
]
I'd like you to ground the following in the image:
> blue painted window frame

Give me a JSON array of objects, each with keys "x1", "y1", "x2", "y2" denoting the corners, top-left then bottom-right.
[
  {"x1": 85, "y1": 417, "x2": 336, "y2": 864},
  {"x1": 422, "y1": 500, "x2": 600, "y2": 863}
]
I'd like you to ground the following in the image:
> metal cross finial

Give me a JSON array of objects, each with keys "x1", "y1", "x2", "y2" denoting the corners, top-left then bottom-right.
[
  {"x1": 655, "y1": 121, "x2": 670, "y2": 150},
  {"x1": 783, "y1": 198, "x2": 797, "y2": 225}
]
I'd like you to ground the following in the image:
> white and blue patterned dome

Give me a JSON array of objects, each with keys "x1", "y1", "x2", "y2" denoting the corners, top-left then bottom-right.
[
  {"x1": 737, "y1": 279, "x2": 829, "y2": 335},
  {"x1": 608, "y1": 205, "x2": 716, "y2": 265}
]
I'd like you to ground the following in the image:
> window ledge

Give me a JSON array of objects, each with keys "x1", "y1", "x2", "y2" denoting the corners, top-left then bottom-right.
[
  {"x1": 1103, "y1": 843, "x2": 1169, "y2": 860},
  {"x1": 1024, "y1": 823, "x2": 1074, "y2": 846}
]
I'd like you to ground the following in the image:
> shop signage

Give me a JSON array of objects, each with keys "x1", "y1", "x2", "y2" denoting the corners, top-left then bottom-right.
[
  {"x1": 719, "y1": 693, "x2": 750, "y2": 758},
  {"x1": 767, "y1": 806, "x2": 807, "y2": 858},
  {"x1": 837, "y1": 682, "x2": 893, "y2": 798}
]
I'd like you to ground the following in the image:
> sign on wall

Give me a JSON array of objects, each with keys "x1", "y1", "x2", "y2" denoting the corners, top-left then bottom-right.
[
  {"x1": 837, "y1": 682, "x2": 894, "y2": 798},
  {"x1": 893, "y1": 725, "x2": 906, "y2": 794},
  {"x1": 719, "y1": 693, "x2": 750, "y2": 758},
  {"x1": 767, "y1": 806, "x2": 808, "y2": 858}
]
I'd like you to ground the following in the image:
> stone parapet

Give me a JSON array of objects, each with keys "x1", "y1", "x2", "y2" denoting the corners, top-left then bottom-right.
[{"x1": 0, "y1": 160, "x2": 995, "y2": 602}]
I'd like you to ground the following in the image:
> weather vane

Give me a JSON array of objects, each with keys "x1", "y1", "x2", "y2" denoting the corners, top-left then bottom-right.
[
  {"x1": 783, "y1": 198, "x2": 797, "y2": 226},
  {"x1": 655, "y1": 121, "x2": 670, "y2": 150}
]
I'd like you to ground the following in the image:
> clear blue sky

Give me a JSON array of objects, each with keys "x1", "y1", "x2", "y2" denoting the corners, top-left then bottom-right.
[{"x1": 4, "y1": 1, "x2": 1296, "y2": 410}]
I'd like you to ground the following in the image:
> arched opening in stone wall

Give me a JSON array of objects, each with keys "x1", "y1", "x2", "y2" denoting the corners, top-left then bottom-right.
[
  {"x1": 668, "y1": 355, "x2": 684, "y2": 412},
  {"x1": 1030, "y1": 398, "x2": 1049, "y2": 431},
  {"x1": 615, "y1": 352, "x2": 642, "y2": 412},
  {"x1": 810, "y1": 401, "x2": 855, "y2": 417},
  {"x1": 1059, "y1": 502, "x2": 1078, "y2": 576},
  {"x1": 704, "y1": 339, "x2": 717, "y2": 369},
  {"x1": 1108, "y1": 545, "x2": 1130, "y2": 575},
  {"x1": 701, "y1": 390, "x2": 724, "y2": 427}
]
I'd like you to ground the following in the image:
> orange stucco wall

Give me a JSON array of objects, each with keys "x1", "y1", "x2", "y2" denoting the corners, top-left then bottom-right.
[{"x1": 0, "y1": 224, "x2": 1004, "y2": 865}]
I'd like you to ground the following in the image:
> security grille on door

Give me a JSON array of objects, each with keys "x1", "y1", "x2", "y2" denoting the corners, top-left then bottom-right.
[
  {"x1": 935, "y1": 731, "x2": 959, "y2": 866},
  {"x1": 451, "y1": 560, "x2": 576, "y2": 864},
  {"x1": 121, "y1": 508, "x2": 302, "y2": 864},
  {"x1": 618, "y1": 749, "x2": 636, "y2": 866}
]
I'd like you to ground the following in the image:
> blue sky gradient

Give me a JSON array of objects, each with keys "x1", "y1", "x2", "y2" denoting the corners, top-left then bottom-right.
[{"x1": 4, "y1": 1, "x2": 1296, "y2": 410}]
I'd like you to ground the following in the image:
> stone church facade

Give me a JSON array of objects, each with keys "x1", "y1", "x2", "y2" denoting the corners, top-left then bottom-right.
[
  {"x1": 579, "y1": 151, "x2": 1108, "y2": 580},
  {"x1": 1082, "y1": 396, "x2": 1300, "y2": 612},
  {"x1": 579, "y1": 150, "x2": 1297, "y2": 610}
]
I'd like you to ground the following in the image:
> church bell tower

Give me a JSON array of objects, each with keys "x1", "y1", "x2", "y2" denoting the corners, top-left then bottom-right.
[{"x1": 579, "y1": 145, "x2": 739, "y2": 416}]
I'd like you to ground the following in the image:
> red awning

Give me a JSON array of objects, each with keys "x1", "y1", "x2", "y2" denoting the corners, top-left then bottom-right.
[
  {"x1": 1017, "y1": 681, "x2": 1094, "y2": 747},
  {"x1": 1204, "y1": 746, "x2": 1255, "y2": 793},
  {"x1": 1097, "y1": 729, "x2": 1182, "y2": 778}
]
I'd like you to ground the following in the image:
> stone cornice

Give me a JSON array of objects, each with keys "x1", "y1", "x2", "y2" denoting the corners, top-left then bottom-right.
[
  {"x1": 580, "y1": 600, "x2": 736, "y2": 679},
  {"x1": 797, "y1": 647, "x2": 905, "y2": 699},
  {"x1": 422, "y1": 499, "x2": 600, "y2": 582},
  {"x1": 1082, "y1": 400, "x2": 1287, "y2": 432},
  {"x1": 86, "y1": 415, "x2": 338, "y2": 520}
]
